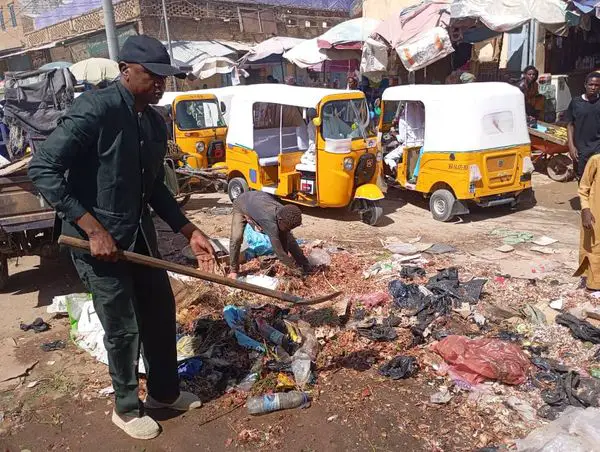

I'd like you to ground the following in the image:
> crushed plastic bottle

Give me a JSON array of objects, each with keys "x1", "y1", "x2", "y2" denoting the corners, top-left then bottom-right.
[
  {"x1": 291, "y1": 320, "x2": 318, "y2": 388},
  {"x1": 246, "y1": 391, "x2": 310, "y2": 415},
  {"x1": 255, "y1": 318, "x2": 286, "y2": 345}
]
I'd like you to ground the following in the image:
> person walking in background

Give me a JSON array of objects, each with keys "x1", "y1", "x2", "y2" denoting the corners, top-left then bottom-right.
[
  {"x1": 567, "y1": 72, "x2": 600, "y2": 180},
  {"x1": 575, "y1": 153, "x2": 600, "y2": 290}
]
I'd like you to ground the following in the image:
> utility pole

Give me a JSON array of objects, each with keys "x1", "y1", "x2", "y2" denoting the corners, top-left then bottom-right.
[
  {"x1": 161, "y1": 0, "x2": 174, "y2": 63},
  {"x1": 102, "y1": 0, "x2": 119, "y2": 61}
]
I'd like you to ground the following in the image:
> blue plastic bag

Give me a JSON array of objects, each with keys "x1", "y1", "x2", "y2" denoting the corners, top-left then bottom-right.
[
  {"x1": 177, "y1": 357, "x2": 203, "y2": 380},
  {"x1": 223, "y1": 305, "x2": 266, "y2": 352},
  {"x1": 244, "y1": 224, "x2": 273, "y2": 260}
]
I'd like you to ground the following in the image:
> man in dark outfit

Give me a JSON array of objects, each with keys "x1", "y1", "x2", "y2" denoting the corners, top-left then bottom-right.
[
  {"x1": 567, "y1": 72, "x2": 600, "y2": 180},
  {"x1": 227, "y1": 191, "x2": 311, "y2": 279},
  {"x1": 29, "y1": 36, "x2": 215, "y2": 440}
]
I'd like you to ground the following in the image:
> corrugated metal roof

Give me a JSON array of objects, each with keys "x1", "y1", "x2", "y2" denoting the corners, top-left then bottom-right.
[{"x1": 164, "y1": 40, "x2": 250, "y2": 67}]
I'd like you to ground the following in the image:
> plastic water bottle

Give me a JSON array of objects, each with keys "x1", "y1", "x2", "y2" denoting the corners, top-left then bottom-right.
[
  {"x1": 246, "y1": 391, "x2": 310, "y2": 415},
  {"x1": 255, "y1": 318, "x2": 286, "y2": 345}
]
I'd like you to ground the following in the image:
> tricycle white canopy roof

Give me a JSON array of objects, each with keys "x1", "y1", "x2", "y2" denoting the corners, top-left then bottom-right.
[
  {"x1": 382, "y1": 82, "x2": 530, "y2": 153},
  {"x1": 227, "y1": 84, "x2": 365, "y2": 150}
]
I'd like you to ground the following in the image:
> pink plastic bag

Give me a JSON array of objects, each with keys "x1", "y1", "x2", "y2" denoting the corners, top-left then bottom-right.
[
  {"x1": 432, "y1": 335, "x2": 531, "y2": 385},
  {"x1": 356, "y1": 292, "x2": 390, "y2": 309}
]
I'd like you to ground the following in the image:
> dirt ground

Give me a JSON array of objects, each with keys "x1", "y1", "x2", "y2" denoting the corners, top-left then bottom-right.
[{"x1": 0, "y1": 173, "x2": 590, "y2": 452}]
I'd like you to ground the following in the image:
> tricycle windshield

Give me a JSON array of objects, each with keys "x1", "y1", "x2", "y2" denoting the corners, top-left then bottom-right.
[
  {"x1": 175, "y1": 99, "x2": 226, "y2": 130},
  {"x1": 321, "y1": 98, "x2": 375, "y2": 140}
]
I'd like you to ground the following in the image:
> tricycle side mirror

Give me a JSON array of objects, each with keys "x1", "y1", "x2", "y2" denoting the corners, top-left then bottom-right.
[
  {"x1": 220, "y1": 101, "x2": 226, "y2": 113},
  {"x1": 312, "y1": 117, "x2": 322, "y2": 127}
]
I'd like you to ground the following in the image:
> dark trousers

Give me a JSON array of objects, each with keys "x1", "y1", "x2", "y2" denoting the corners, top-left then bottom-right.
[{"x1": 72, "y1": 239, "x2": 179, "y2": 417}]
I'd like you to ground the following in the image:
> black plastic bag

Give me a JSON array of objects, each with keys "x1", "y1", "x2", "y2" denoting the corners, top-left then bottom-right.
[
  {"x1": 379, "y1": 356, "x2": 418, "y2": 379},
  {"x1": 556, "y1": 313, "x2": 600, "y2": 344}
]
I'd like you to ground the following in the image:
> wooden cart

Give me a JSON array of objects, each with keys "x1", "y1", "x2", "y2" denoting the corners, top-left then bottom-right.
[{"x1": 528, "y1": 121, "x2": 574, "y2": 182}]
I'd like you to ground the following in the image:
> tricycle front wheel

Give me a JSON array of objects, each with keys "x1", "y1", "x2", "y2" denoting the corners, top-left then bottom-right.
[
  {"x1": 429, "y1": 189, "x2": 456, "y2": 222},
  {"x1": 359, "y1": 200, "x2": 383, "y2": 226}
]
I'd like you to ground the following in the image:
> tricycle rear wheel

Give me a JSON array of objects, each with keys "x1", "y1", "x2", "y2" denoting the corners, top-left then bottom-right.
[
  {"x1": 228, "y1": 177, "x2": 249, "y2": 202},
  {"x1": 429, "y1": 189, "x2": 456, "y2": 222},
  {"x1": 0, "y1": 256, "x2": 9, "y2": 292},
  {"x1": 546, "y1": 154, "x2": 574, "y2": 182}
]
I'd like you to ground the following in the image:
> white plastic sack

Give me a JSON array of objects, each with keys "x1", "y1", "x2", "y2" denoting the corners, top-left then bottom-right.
[
  {"x1": 360, "y1": 38, "x2": 388, "y2": 82},
  {"x1": 516, "y1": 407, "x2": 600, "y2": 452},
  {"x1": 396, "y1": 27, "x2": 454, "y2": 72}
]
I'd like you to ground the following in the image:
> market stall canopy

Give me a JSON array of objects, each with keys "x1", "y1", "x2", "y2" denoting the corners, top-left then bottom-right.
[
  {"x1": 69, "y1": 58, "x2": 119, "y2": 85},
  {"x1": 283, "y1": 38, "x2": 360, "y2": 68},
  {"x1": 239, "y1": 37, "x2": 306, "y2": 65},
  {"x1": 450, "y1": 0, "x2": 568, "y2": 32},
  {"x1": 166, "y1": 40, "x2": 244, "y2": 69},
  {"x1": 570, "y1": 0, "x2": 600, "y2": 13},
  {"x1": 373, "y1": 1, "x2": 451, "y2": 49},
  {"x1": 192, "y1": 56, "x2": 248, "y2": 80},
  {"x1": 317, "y1": 17, "x2": 381, "y2": 49},
  {"x1": 40, "y1": 61, "x2": 72, "y2": 70}
]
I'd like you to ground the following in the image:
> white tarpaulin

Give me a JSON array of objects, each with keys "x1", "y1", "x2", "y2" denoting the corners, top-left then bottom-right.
[
  {"x1": 283, "y1": 38, "x2": 360, "y2": 68},
  {"x1": 192, "y1": 56, "x2": 247, "y2": 80},
  {"x1": 450, "y1": 0, "x2": 567, "y2": 32},
  {"x1": 396, "y1": 26, "x2": 454, "y2": 72},
  {"x1": 317, "y1": 17, "x2": 381, "y2": 49}
]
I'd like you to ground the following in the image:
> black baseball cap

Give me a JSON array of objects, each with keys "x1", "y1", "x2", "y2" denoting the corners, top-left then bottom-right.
[{"x1": 119, "y1": 35, "x2": 186, "y2": 79}]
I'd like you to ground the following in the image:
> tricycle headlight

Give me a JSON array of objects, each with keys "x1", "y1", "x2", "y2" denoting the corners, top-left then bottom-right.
[
  {"x1": 343, "y1": 157, "x2": 354, "y2": 171},
  {"x1": 376, "y1": 151, "x2": 382, "y2": 162},
  {"x1": 195, "y1": 141, "x2": 205, "y2": 153}
]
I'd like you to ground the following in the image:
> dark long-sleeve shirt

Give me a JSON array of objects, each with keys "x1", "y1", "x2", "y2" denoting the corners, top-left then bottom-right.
[
  {"x1": 28, "y1": 82, "x2": 189, "y2": 256},
  {"x1": 229, "y1": 191, "x2": 308, "y2": 271}
]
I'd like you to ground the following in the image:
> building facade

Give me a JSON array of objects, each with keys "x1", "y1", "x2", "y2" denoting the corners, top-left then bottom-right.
[{"x1": 0, "y1": 0, "x2": 349, "y2": 71}]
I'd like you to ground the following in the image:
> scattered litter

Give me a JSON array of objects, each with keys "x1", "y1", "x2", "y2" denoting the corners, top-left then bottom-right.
[
  {"x1": 223, "y1": 306, "x2": 266, "y2": 352},
  {"x1": 400, "y1": 265, "x2": 426, "y2": 279},
  {"x1": 238, "y1": 275, "x2": 279, "y2": 290},
  {"x1": 26, "y1": 380, "x2": 38, "y2": 388},
  {"x1": 357, "y1": 323, "x2": 398, "y2": 341},
  {"x1": 505, "y1": 396, "x2": 537, "y2": 422},
  {"x1": 99, "y1": 385, "x2": 115, "y2": 396},
  {"x1": 177, "y1": 358, "x2": 203, "y2": 380},
  {"x1": 40, "y1": 340, "x2": 66, "y2": 352},
  {"x1": 473, "y1": 312, "x2": 486, "y2": 326},
  {"x1": 355, "y1": 292, "x2": 390, "y2": 309},
  {"x1": 19, "y1": 317, "x2": 50, "y2": 333},
  {"x1": 363, "y1": 260, "x2": 395, "y2": 279},
  {"x1": 550, "y1": 299, "x2": 564, "y2": 310},
  {"x1": 291, "y1": 321, "x2": 318, "y2": 388},
  {"x1": 430, "y1": 386, "x2": 453, "y2": 404},
  {"x1": 521, "y1": 304, "x2": 547, "y2": 325},
  {"x1": 244, "y1": 224, "x2": 273, "y2": 259},
  {"x1": 590, "y1": 291, "x2": 600, "y2": 300},
  {"x1": 378, "y1": 356, "x2": 418, "y2": 380},
  {"x1": 530, "y1": 245, "x2": 556, "y2": 255},
  {"x1": 590, "y1": 367, "x2": 600, "y2": 379},
  {"x1": 496, "y1": 245, "x2": 515, "y2": 253},
  {"x1": 538, "y1": 370, "x2": 600, "y2": 419},
  {"x1": 276, "y1": 373, "x2": 296, "y2": 390},
  {"x1": 532, "y1": 236, "x2": 559, "y2": 246},
  {"x1": 46, "y1": 361, "x2": 55, "y2": 366},
  {"x1": 327, "y1": 414, "x2": 338, "y2": 422},
  {"x1": 247, "y1": 391, "x2": 310, "y2": 415},
  {"x1": 307, "y1": 248, "x2": 331, "y2": 267},
  {"x1": 177, "y1": 335, "x2": 200, "y2": 360},
  {"x1": 516, "y1": 407, "x2": 600, "y2": 451},
  {"x1": 432, "y1": 335, "x2": 531, "y2": 385},
  {"x1": 47, "y1": 293, "x2": 91, "y2": 314},
  {"x1": 491, "y1": 228, "x2": 534, "y2": 245},
  {"x1": 556, "y1": 313, "x2": 600, "y2": 344},
  {"x1": 385, "y1": 242, "x2": 419, "y2": 255},
  {"x1": 425, "y1": 243, "x2": 456, "y2": 255}
]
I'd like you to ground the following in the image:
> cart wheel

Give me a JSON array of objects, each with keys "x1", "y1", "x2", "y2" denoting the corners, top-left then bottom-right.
[
  {"x1": 547, "y1": 154, "x2": 574, "y2": 182},
  {"x1": 0, "y1": 256, "x2": 9, "y2": 292},
  {"x1": 429, "y1": 189, "x2": 456, "y2": 222},
  {"x1": 360, "y1": 200, "x2": 383, "y2": 226},
  {"x1": 177, "y1": 194, "x2": 191, "y2": 208},
  {"x1": 228, "y1": 177, "x2": 248, "y2": 202}
]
